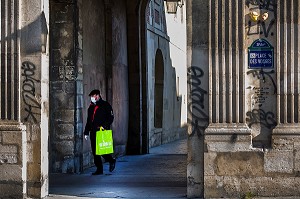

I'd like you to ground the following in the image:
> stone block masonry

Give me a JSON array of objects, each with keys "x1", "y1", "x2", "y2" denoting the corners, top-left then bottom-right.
[{"x1": 0, "y1": 123, "x2": 26, "y2": 199}]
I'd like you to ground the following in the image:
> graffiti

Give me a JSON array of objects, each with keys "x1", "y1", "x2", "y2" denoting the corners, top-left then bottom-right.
[
  {"x1": 252, "y1": 87, "x2": 270, "y2": 106},
  {"x1": 247, "y1": 19, "x2": 275, "y2": 37},
  {"x1": 187, "y1": 66, "x2": 208, "y2": 136},
  {"x1": 246, "y1": 0, "x2": 277, "y2": 37},
  {"x1": 21, "y1": 61, "x2": 41, "y2": 123},
  {"x1": 246, "y1": 0, "x2": 277, "y2": 15},
  {"x1": 246, "y1": 109, "x2": 277, "y2": 129},
  {"x1": 247, "y1": 69, "x2": 276, "y2": 93}
]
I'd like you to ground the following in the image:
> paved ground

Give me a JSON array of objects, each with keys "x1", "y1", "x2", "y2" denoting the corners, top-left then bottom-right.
[
  {"x1": 48, "y1": 139, "x2": 300, "y2": 199},
  {"x1": 48, "y1": 139, "x2": 187, "y2": 199}
]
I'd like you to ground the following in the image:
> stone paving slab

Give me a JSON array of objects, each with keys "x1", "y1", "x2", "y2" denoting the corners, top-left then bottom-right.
[
  {"x1": 48, "y1": 139, "x2": 298, "y2": 199},
  {"x1": 49, "y1": 139, "x2": 187, "y2": 199}
]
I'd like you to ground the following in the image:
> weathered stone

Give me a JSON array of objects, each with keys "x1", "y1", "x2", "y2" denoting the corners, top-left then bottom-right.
[
  {"x1": 272, "y1": 136, "x2": 295, "y2": 150},
  {"x1": 51, "y1": 82, "x2": 64, "y2": 92},
  {"x1": 295, "y1": 142, "x2": 300, "y2": 172},
  {"x1": 215, "y1": 152, "x2": 264, "y2": 177},
  {"x1": 55, "y1": 110, "x2": 75, "y2": 123},
  {"x1": 0, "y1": 144, "x2": 17, "y2": 154},
  {"x1": 55, "y1": 141, "x2": 74, "y2": 155},
  {"x1": 27, "y1": 163, "x2": 41, "y2": 181},
  {"x1": 61, "y1": 157, "x2": 75, "y2": 173},
  {"x1": 76, "y1": 95, "x2": 83, "y2": 109},
  {"x1": 31, "y1": 124, "x2": 41, "y2": 141},
  {"x1": 0, "y1": 184, "x2": 22, "y2": 198},
  {"x1": 52, "y1": 92, "x2": 75, "y2": 109},
  {"x1": 204, "y1": 152, "x2": 216, "y2": 176},
  {"x1": 264, "y1": 150, "x2": 294, "y2": 173},
  {"x1": 75, "y1": 109, "x2": 83, "y2": 124},
  {"x1": 27, "y1": 143, "x2": 33, "y2": 162},
  {"x1": 0, "y1": 154, "x2": 18, "y2": 164},
  {"x1": 204, "y1": 176, "x2": 226, "y2": 198},
  {"x1": 55, "y1": 124, "x2": 75, "y2": 140},
  {"x1": 205, "y1": 134, "x2": 251, "y2": 142},
  {"x1": 64, "y1": 81, "x2": 76, "y2": 93},
  {"x1": 206, "y1": 141, "x2": 253, "y2": 152},
  {"x1": 2, "y1": 131, "x2": 21, "y2": 146},
  {"x1": 205, "y1": 176, "x2": 300, "y2": 198},
  {"x1": 0, "y1": 164, "x2": 22, "y2": 181},
  {"x1": 27, "y1": 185, "x2": 42, "y2": 199},
  {"x1": 76, "y1": 123, "x2": 83, "y2": 137},
  {"x1": 76, "y1": 81, "x2": 83, "y2": 95}
]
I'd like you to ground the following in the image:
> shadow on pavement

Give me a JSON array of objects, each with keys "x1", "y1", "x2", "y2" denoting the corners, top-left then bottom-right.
[{"x1": 48, "y1": 139, "x2": 187, "y2": 199}]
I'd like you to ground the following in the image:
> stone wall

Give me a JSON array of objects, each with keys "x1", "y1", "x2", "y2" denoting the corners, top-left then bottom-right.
[
  {"x1": 187, "y1": 0, "x2": 300, "y2": 198},
  {"x1": 0, "y1": 124, "x2": 26, "y2": 199},
  {"x1": 49, "y1": 0, "x2": 82, "y2": 174},
  {"x1": 20, "y1": 0, "x2": 50, "y2": 198},
  {"x1": 146, "y1": 0, "x2": 187, "y2": 148}
]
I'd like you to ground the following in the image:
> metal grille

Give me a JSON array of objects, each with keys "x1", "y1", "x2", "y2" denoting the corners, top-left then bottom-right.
[{"x1": 0, "y1": 0, "x2": 19, "y2": 120}]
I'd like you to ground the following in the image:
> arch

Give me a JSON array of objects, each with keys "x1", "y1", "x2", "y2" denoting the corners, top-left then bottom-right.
[{"x1": 154, "y1": 49, "x2": 164, "y2": 128}]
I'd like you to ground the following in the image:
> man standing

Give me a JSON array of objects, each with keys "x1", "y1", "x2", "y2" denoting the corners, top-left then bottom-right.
[{"x1": 84, "y1": 89, "x2": 116, "y2": 175}]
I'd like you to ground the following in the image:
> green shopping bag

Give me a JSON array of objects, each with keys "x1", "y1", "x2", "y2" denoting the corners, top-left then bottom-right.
[{"x1": 96, "y1": 128, "x2": 114, "y2": 155}]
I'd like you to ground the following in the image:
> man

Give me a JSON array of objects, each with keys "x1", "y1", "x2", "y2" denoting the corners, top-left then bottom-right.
[{"x1": 84, "y1": 89, "x2": 116, "y2": 175}]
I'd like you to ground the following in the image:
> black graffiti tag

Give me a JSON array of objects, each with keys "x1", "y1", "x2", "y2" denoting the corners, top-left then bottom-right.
[
  {"x1": 187, "y1": 66, "x2": 208, "y2": 136},
  {"x1": 246, "y1": 109, "x2": 277, "y2": 129},
  {"x1": 21, "y1": 61, "x2": 41, "y2": 123},
  {"x1": 247, "y1": 19, "x2": 275, "y2": 37},
  {"x1": 247, "y1": 69, "x2": 276, "y2": 93},
  {"x1": 246, "y1": 0, "x2": 277, "y2": 16},
  {"x1": 246, "y1": 0, "x2": 277, "y2": 37}
]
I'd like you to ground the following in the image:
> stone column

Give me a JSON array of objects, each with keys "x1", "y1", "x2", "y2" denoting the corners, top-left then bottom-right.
[
  {"x1": 204, "y1": 0, "x2": 251, "y2": 150},
  {"x1": 111, "y1": 0, "x2": 129, "y2": 155},
  {"x1": 271, "y1": 0, "x2": 300, "y2": 175},
  {"x1": 186, "y1": 0, "x2": 209, "y2": 197},
  {"x1": 49, "y1": 0, "x2": 81, "y2": 173},
  {"x1": 201, "y1": 0, "x2": 300, "y2": 198},
  {"x1": 19, "y1": 0, "x2": 50, "y2": 198}
]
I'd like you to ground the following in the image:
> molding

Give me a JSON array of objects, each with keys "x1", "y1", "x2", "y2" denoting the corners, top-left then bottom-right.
[
  {"x1": 0, "y1": 122, "x2": 26, "y2": 131},
  {"x1": 205, "y1": 123, "x2": 251, "y2": 135},
  {"x1": 272, "y1": 123, "x2": 300, "y2": 135}
]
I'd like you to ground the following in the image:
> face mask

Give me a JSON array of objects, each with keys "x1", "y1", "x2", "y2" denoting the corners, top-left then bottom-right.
[{"x1": 91, "y1": 97, "x2": 96, "y2": 103}]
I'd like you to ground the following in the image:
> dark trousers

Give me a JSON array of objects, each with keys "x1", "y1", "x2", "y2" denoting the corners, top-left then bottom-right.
[{"x1": 90, "y1": 131, "x2": 114, "y2": 172}]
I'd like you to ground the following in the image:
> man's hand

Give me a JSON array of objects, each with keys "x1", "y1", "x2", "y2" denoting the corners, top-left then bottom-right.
[{"x1": 84, "y1": 135, "x2": 89, "y2": 140}]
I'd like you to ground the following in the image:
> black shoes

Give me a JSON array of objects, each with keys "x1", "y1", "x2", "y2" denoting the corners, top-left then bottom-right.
[
  {"x1": 92, "y1": 170, "x2": 103, "y2": 175},
  {"x1": 92, "y1": 159, "x2": 115, "y2": 175},
  {"x1": 109, "y1": 158, "x2": 116, "y2": 172}
]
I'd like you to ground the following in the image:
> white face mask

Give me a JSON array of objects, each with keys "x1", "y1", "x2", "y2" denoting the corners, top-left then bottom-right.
[{"x1": 91, "y1": 97, "x2": 96, "y2": 103}]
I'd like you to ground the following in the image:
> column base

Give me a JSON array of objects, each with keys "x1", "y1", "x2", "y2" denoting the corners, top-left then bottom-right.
[
  {"x1": 272, "y1": 123, "x2": 300, "y2": 150},
  {"x1": 204, "y1": 123, "x2": 252, "y2": 152}
]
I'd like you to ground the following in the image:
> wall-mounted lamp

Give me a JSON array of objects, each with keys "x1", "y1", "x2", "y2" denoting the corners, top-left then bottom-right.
[
  {"x1": 164, "y1": 0, "x2": 184, "y2": 14},
  {"x1": 249, "y1": 11, "x2": 269, "y2": 22}
]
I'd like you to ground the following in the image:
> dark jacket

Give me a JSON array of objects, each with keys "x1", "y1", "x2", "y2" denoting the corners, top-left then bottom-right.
[{"x1": 84, "y1": 98, "x2": 114, "y2": 135}]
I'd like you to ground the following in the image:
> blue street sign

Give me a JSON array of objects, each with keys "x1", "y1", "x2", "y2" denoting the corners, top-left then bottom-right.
[{"x1": 248, "y1": 39, "x2": 274, "y2": 69}]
